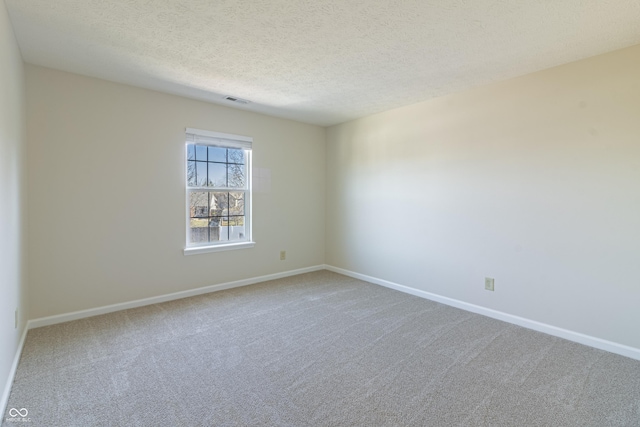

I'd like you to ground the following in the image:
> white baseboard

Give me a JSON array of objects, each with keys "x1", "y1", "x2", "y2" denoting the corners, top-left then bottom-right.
[
  {"x1": 324, "y1": 265, "x2": 640, "y2": 361},
  {"x1": 20, "y1": 262, "x2": 640, "y2": 363},
  {"x1": 5, "y1": 262, "x2": 639, "y2": 412},
  {"x1": 29, "y1": 265, "x2": 325, "y2": 329},
  {"x1": 1, "y1": 323, "x2": 29, "y2": 420}
]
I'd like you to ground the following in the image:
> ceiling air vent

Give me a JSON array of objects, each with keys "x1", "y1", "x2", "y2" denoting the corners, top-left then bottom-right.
[{"x1": 224, "y1": 96, "x2": 250, "y2": 104}]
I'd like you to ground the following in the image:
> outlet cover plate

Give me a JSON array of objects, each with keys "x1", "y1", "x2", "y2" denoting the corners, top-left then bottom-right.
[{"x1": 485, "y1": 277, "x2": 495, "y2": 291}]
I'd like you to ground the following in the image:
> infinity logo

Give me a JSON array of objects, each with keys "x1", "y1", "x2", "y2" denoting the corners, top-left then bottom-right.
[{"x1": 8, "y1": 408, "x2": 28, "y2": 417}]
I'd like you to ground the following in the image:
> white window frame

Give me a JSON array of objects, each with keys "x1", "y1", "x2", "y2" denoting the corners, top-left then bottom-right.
[{"x1": 183, "y1": 128, "x2": 255, "y2": 255}]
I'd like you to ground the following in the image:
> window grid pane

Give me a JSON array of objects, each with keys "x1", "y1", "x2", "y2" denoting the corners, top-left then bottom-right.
[
  {"x1": 187, "y1": 144, "x2": 247, "y2": 190},
  {"x1": 187, "y1": 189, "x2": 247, "y2": 244}
]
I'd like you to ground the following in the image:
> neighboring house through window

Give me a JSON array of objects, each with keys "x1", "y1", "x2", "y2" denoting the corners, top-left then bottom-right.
[{"x1": 184, "y1": 128, "x2": 254, "y2": 254}]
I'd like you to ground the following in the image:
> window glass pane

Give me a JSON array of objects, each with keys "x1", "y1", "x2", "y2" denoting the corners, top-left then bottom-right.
[
  {"x1": 227, "y1": 148, "x2": 245, "y2": 164},
  {"x1": 195, "y1": 145, "x2": 208, "y2": 161},
  {"x1": 208, "y1": 218, "x2": 221, "y2": 241},
  {"x1": 209, "y1": 192, "x2": 228, "y2": 216},
  {"x1": 187, "y1": 161, "x2": 197, "y2": 186},
  {"x1": 228, "y1": 164, "x2": 245, "y2": 188},
  {"x1": 229, "y1": 192, "x2": 244, "y2": 216},
  {"x1": 189, "y1": 192, "x2": 209, "y2": 218},
  {"x1": 218, "y1": 223, "x2": 229, "y2": 241},
  {"x1": 189, "y1": 218, "x2": 209, "y2": 244},
  {"x1": 208, "y1": 146, "x2": 226, "y2": 163},
  {"x1": 187, "y1": 145, "x2": 195, "y2": 160},
  {"x1": 196, "y1": 162, "x2": 207, "y2": 186},
  {"x1": 208, "y1": 163, "x2": 226, "y2": 187},
  {"x1": 208, "y1": 192, "x2": 217, "y2": 216},
  {"x1": 229, "y1": 217, "x2": 246, "y2": 241}
]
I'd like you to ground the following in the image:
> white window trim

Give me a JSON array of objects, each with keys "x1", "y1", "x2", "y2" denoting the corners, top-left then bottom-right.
[
  {"x1": 183, "y1": 128, "x2": 254, "y2": 255},
  {"x1": 184, "y1": 241, "x2": 256, "y2": 256}
]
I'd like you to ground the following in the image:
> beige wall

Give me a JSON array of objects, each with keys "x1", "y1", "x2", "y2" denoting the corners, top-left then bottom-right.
[
  {"x1": 0, "y1": 0, "x2": 27, "y2": 407},
  {"x1": 26, "y1": 65, "x2": 325, "y2": 319},
  {"x1": 326, "y1": 45, "x2": 640, "y2": 349}
]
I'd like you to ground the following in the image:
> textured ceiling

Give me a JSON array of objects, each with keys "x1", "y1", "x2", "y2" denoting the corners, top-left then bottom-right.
[{"x1": 5, "y1": 0, "x2": 640, "y2": 126}]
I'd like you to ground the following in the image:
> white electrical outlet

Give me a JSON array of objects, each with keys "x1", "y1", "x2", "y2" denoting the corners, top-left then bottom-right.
[
  {"x1": 485, "y1": 277, "x2": 495, "y2": 291},
  {"x1": 280, "y1": 250, "x2": 286, "y2": 260}
]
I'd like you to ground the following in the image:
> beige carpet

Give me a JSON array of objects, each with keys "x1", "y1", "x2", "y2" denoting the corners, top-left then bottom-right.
[{"x1": 3, "y1": 271, "x2": 640, "y2": 426}]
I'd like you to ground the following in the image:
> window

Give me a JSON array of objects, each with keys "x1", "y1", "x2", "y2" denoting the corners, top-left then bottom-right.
[{"x1": 184, "y1": 128, "x2": 254, "y2": 254}]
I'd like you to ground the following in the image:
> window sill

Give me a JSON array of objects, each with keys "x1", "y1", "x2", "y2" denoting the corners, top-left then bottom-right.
[{"x1": 184, "y1": 241, "x2": 255, "y2": 256}]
